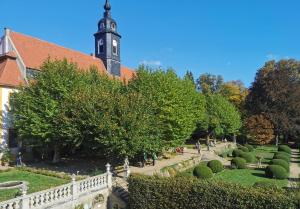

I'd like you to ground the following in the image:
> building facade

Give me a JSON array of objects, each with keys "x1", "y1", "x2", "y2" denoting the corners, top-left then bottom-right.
[{"x1": 0, "y1": 0, "x2": 135, "y2": 154}]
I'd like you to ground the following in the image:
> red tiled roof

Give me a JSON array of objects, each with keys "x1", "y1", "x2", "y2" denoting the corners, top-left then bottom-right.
[
  {"x1": 0, "y1": 53, "x2": 24, "y2": 87},
  {"x1": 121, "y1": 66, "x2": 136, "y2": 82},
  {"x1": 10, "y1": 31, "x2": 107, "y2": 73}
]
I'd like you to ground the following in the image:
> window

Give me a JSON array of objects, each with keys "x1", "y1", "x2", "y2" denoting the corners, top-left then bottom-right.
[
  {"x1": 100, "y1": 23, "x2": 105, "y2": 30},
  {"x1": 98, "y1": 39, "x2": 104, "y2": 54},
  {"x1": 111, "y1": 23, "x2": 116, "y2": 31},
  {"x1": 26, "y1": 68, "x2": 40, "y2": 80},
  {"x1": 112, "y1": 40, "x2": 118, "y2": 55}
]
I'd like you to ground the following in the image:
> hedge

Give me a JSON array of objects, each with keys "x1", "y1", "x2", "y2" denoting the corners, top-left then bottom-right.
[
  {"x1": 239, "y1": 146, "x2": 249, "y2": 153},
  {"x1": 231, "y1": 157, "x2": 247, "y2": 169},
  {"x1": 278, "y1": 145, "x2": 291, "y2": 154},
  {"x1": 193, "y1": 165, "x2": 213, "y2": 179},
  {"x1": 128, "y1": 174, "x2": 296, "y2": 209},
  {"x1": 240, "y1": 152, "x2": 255, "y2": 163},
  {"x1": 207, "y1": 160, "x2": 223, "y2": 173},
  {"x1": 265, "y1": 165, "x2": 288, "y2": 180},
  {"x1": 273, "y1": 154, "x2": 290, "y2": 163},
  {"x1": 271, "y1": 159, "x2": 290, "y2": 172},
  {"x1": 244, "y1": 144, "x2": 254, "y2": 152},
  {"x1": 253, "y1": 181, "x2": 278, "y2": 189},
  {"x1": 232, "y1": 149, "x2": 244, "y2": 157}
]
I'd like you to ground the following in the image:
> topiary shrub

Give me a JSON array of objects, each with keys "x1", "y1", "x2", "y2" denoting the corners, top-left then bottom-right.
[
  {"x1": 253, "y1": 181, "x2": 278, "y2": 189},
  {"x1": 231, "y1": 157, "x2": 247, "y2": 169},
  {"x1": 207, "y1": 160, "x2": 224, "y2": 173},
  {"x1": 271, "y1": 159, "x2": 290, "y2": 172},
  {"x1": 239, "y1": 146, "x2": 249, "y2": 153},
  {"x1": 278, "y1": 145, "x2": 291, "y2": 154},
  {"x1": 276, "y1": 151, "x2": 291, "y2": 159},
  {"x1": 240, "y1": 152, "x2": 255, "y2": 163},
  {"x1": 265, "y1": 165, "x2": 288, "y2": 180},
  {"x1": 232, "y1": 149, "x2": 244, "y2": 157},
  {"x1": 245, "y1": 144, "x2": 254, "y2": 152},
  {"x1": 193, "y1": 165, "x2": 213, "y2": 179},
  {"x1": 221, "y1": 153, "x2": 227, "y2": 158},
  {"x1": 273, "y1": 154, "x2": 290, "y2": 163}
]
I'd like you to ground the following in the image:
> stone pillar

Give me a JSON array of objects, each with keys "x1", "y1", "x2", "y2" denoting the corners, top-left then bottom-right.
[
  {"x1": 106, "y1": 163, "x2": 112, "y2": 189},
  {"x1": 72, "y1": 174, "x2": 78, "y2": 201},
  {"x1": 124, "y1": 165, "x2": 130, "y2": 179},
  {"x1": 21, "y1": 185, "x2": 29, "y2": 209}
]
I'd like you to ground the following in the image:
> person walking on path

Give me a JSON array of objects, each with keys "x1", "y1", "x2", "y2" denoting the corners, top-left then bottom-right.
[
  {"x1": 16, "y1": 152, "x2": 23, "y2": 167},
  {"x1": 152, "y1": 153, "x2": 157, "y2": 166},
  {"x1": 196, "y1": 141, "x2": 201, "y2": 154},
  {"x1": 142, "y1": 152, "x2": 147, "y2": 167}
]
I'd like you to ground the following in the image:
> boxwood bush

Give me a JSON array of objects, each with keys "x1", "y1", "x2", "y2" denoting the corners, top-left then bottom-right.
[
  {"x1": 239, "y1": 146, "x2": 249, "y2": 153},
  {"x1": 232, "y1": 149, "x2": 244, "y2": 157},
  {"x1": 128, "y1": 174, "x2": 295, "y2": 209},
  {"x1": 278, "y1": 145, "x2": 291, "y2": 154},
  {"x1": 245, "y1": 144, "x2": 254, "y2": 152},
  {"x1": 240, "y1": 152, "x2": 255, "y2": 163},
  {"x1": 277, "y1": 151, "x2": 291, "y2": 159},
  {"x1": 273, "y1": 154, "x2": 290, "y2": 162},
  {"x1": 271, "y1": 159, "x2": 290, "y2": 172},
  {"x1": 253, "y1": 181, "x2": 278, "y2": 189},
  {"x1": 193, "y1": 165, "x2": 213, "y2": 179},
  {"x1": 207, "y1": 160, "x2": 223, "y2": 173},
  {"x1": 231, "y1": 157, "x2": 247, "y2": 169},
  {"x1": 265, "y1": 165, "x2": 288, "y2": 180}
]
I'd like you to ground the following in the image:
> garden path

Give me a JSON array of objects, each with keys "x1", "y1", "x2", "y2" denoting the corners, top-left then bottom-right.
[
  {"x1": 288, "y1": 149, "x2": 300, "y2": 187},
  {"x1": 129, "y1": 142, "x2": 233, "y2": 176}
]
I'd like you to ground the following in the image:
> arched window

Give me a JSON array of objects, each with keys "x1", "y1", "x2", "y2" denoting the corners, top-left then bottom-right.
[
  {"x1": 98, "y1": 39, "x2": 104, "y2": 54},
  {"x1": 111, "y1": 23, "x2": 116, "y2": 31},
  {"x1": 112, "y1": 40, "x2": 118, "y2": 55}
]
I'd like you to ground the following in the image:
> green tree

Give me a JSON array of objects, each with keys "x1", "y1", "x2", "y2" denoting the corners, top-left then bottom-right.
[
  {"x1": 197, "y1": 73, "x2": 224, "y2": 94},
  {"x1": 128, "y1": 66, "x2": 207, "y2": 148}
]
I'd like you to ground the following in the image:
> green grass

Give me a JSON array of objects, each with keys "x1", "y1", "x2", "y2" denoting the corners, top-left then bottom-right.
[
  {"x1": 0, "y1": 170, "x2": 68, "y2": 202},
  {"x1": 214, "y1": 168, "x2": 288, "y2": 188}
]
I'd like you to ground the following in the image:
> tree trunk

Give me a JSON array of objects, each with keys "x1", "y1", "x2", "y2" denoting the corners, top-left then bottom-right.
[
  {"x1": 284, "y1": 133, "x2": 289, "y2": 144},
  {"x1": 52, "y1": 145, "x2": 60, "y2": 163},
  {"x1": 233, "y1": 134, "x2": 237, "y2": 144}
]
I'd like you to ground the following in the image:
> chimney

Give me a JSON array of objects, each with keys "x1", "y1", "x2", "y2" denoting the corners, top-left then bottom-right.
[
  {"x1": 3, "y1": 28, "x2": 10, "y2": 54},
  {"x1": 90, "y1": 53, "x2": 96, "y2": 59}
]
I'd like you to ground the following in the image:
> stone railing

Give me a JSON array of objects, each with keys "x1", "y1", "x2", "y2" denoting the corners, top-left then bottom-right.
[{"x1": 0, "y1": 164, "x2": 112, "y2": 209}]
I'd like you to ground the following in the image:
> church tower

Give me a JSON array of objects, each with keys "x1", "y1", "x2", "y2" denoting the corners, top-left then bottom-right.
[{"x1": 94, "y1": 0, "x2": 121, "y2": 76}]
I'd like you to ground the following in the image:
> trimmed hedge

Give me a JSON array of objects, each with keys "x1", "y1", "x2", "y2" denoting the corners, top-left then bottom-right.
[
  {"x1": 232, "y1": 149, "x2": 244, "y2": 157},
  {"x1": 277, "y1": 151, "x2": 291, "y2": 159},
  {"x1": 271, "y1": 159, "x2": 290, "y2": 172},
  {"x1": 128, "y1": 174, "x2": 295, "y2": 209},
  {"x1": 231, "y1": 157, "x2": 247, "y2": 169},
  {"x1": 240, "y1": 152, "x2": 255, "y2": 163},
  {"x1": 207, "y1": 160, "x2": 223, "y2": 173},
  {"x1": 278, "y1": 145, "x2": 291, "y2": 154},
  {"x1": 265, "y1": 165, "x2": 288, "y2": 180},
  {"x1": 245, "y1": 144, "x2": 254, "y2": 152},
  {"x1": 273, "y1": 154, "x2": 290, "y2": 163},
  {"x1": 193, "y1": 165, "x2": 213, "y2": 179}
]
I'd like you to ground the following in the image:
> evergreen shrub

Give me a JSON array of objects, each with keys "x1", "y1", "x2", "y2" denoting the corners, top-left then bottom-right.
[
  {"x1": 240, "y1": 152, "x2": 255, "y2": 163},
  {"x1": 193, "y1": 165, "x2": 213, "y2": 179},
  {"x1": 273, "y1": 154, "x2": 290, "y2": 163},
  {"x1": 278, "y1": 145, "x2": 291, "y2": 154},
  {"x1": 207, "y1": 160, "x2": 224, "y2": 173},
  {"x1": 231, "y1": 157, "x2": 246, "y2": 169},
  {"x1": 245, "y1": 144, "x2": 254, "y2": 152},
  {"x1": 265, "y1": 165, "x2": 288, "y2": 180},
  {"x1": 232, "y1": 149, "x2": 244, "y2": 157},
  {"x1": 271, "y1": 159, "x2": 290, "y2": 172}
]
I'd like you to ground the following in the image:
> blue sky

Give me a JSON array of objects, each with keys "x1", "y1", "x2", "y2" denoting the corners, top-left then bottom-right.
[{"x1": 1, "y1": 0, "x2": 300, "y2": 86}]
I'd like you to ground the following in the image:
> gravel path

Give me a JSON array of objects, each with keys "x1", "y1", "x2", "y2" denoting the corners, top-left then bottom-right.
[{"x1": 288, "y1": 149, "x2": 300, "y2": 187}]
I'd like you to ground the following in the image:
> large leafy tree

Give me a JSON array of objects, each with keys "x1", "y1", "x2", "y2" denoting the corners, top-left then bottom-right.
[
  {"x1": 128, "y1": 66, "x2": 207, "y2": 148},
  {"x1": 205, "y1": 94, "x2": 242, "y2": 139},
  {"x1": 10, "y1": 59, "x2": 84, "y2": 162},
  {"x1": 246, "y1": 59, "x2": 300, "y2": 141},
  {"x1": 197, "y1": 73, "x2": 224, "y2": 94}
]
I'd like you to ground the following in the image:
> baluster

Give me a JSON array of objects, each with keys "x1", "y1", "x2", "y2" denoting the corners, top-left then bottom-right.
[{"x1": 40, "y1": 193, "x2": 45, "y2": 205}]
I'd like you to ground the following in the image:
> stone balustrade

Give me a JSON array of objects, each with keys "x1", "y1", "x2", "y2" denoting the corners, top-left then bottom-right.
[{"x1": 0, "y1": 164, "x2": 112, "y2": 209}]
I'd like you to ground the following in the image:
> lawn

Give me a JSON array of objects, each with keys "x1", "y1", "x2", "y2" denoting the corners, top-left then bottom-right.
[
  {"x1": 0, "y1": 169, "x2": 69, "y2": 202},
  {"x1": 214, "y1": 168, "x2": 288, "y2": 188}
]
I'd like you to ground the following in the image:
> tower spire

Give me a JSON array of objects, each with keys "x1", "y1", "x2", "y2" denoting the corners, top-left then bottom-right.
[{"x1": 104, "y1": 0, "x2": 111, "y2": 17}]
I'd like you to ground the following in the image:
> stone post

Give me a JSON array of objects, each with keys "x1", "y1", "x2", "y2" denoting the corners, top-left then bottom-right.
[
  {"x1": 124, "y1": 164, "x2": 130, "y2": 179},
  {"x1": 21, "y1": 184, "x2": 29, "y2": 209},
  {"x1": 72, "y1": 174, "x2": 78, "y2": 201},
  {"x1": 106, "y1": 163, "x2": 112, "y2": 189}
]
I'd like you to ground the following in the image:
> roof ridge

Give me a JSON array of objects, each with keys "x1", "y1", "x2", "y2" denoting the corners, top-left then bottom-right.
[{"x1": 10, "y1": 30, "x2": 100, "y2": 61}]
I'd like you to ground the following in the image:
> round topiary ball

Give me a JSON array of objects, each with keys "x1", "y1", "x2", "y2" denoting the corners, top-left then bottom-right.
[
  {"x1": 239, "y1": 146, "x2": 249, "y2": 153},
  {"x1": 193, "y1": 165, "x2": 213, "y2": 179},
  {"x1": 207, "y1": 160, "x2": 224, "y2": 173},
  {"x1": 273, "y1": 154, "x2": 290, "y2": 163},
  {"x1": 265, "y1": 165, "x2": 288, "y2": 179},
  {"x1": 271, "y1": 159, "x2": 290, "y2": 172},
  {"x1": 278, "y1": 145, "x2": 291, "y2": 154},
  {"x1": 245, "y1": 144, "x2": 254, "y2": 152},
  {"x1": 233, "y1": 149, "x2": 244, "y2": 157},
  {"x1": 231, "y1": 157, "x2": 247, "y2": 169},
  {"x1": 253, "y1": 181, "x2": 278, "y2": 189},
  {"x1": 240, "y1": 152, "x2": 255, "y2": 163}
]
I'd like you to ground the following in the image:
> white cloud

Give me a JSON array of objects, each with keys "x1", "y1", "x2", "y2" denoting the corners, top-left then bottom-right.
[
  {"x1": 266, "y1": 53, "x2": 278, "y2": 60},
  {"x1": 139, "y1": 60, "x2": 162, "y2": 66}
]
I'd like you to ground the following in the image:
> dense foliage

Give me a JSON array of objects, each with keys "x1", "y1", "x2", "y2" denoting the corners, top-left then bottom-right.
[
  {"x1": 265, "y1": 165, "x2": 288, "y2": 180},
  {"x1": 207, "y1": 160, "x2": 223, "y2": 173},
  {"x1": 128, "y1": 174, "x2": 295, "y2": 209},
  {"x1": 231, "y1": 157, "x2": 246, "y2": 169},
  {"x1": 193, "y1": 165, "x2": 213, "y2": 179}
]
